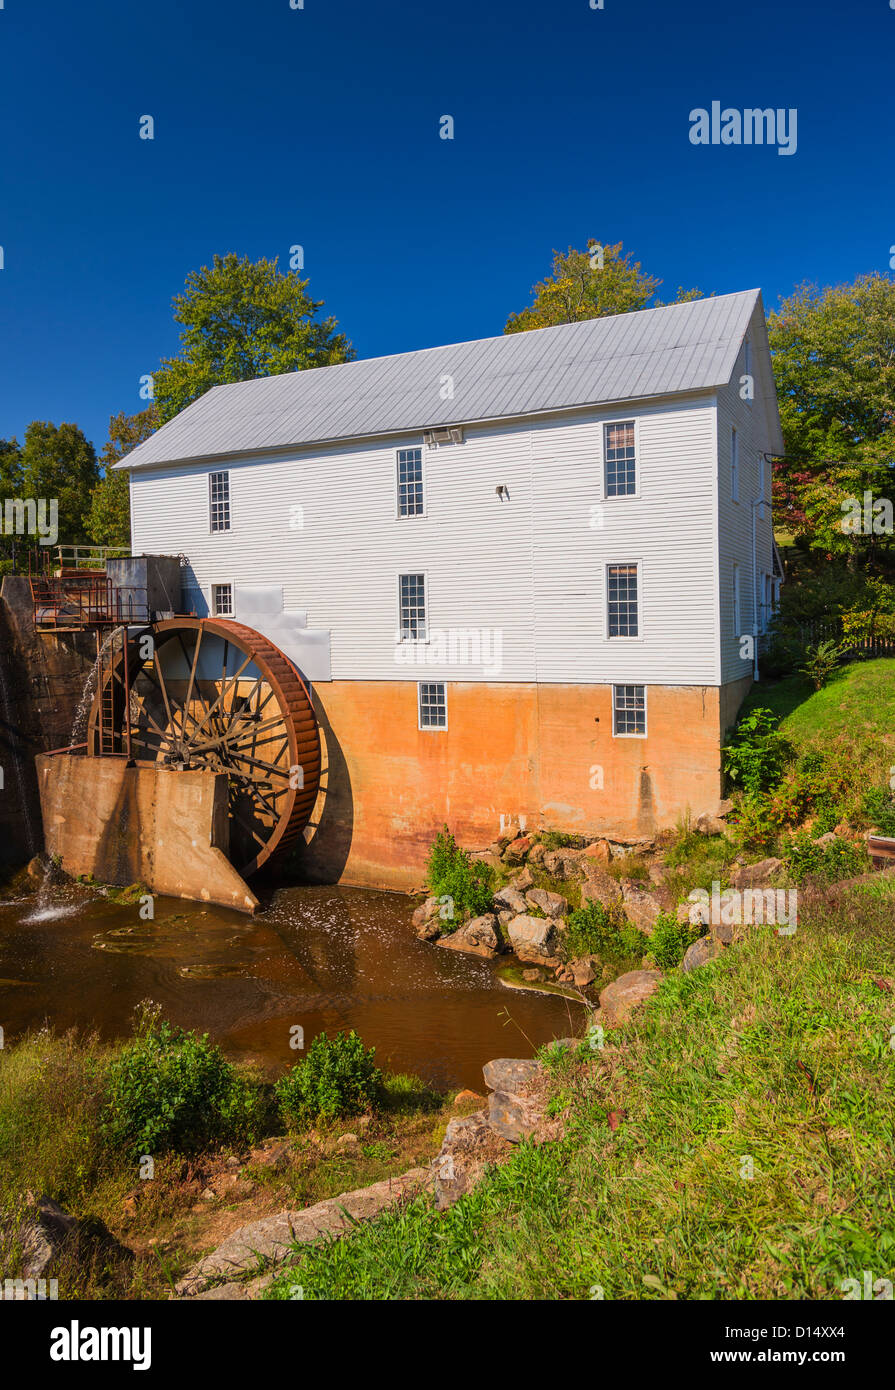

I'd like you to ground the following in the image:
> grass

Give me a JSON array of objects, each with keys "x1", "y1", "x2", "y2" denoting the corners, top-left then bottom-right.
[{"x1": 266, "y1": 887, "x2": 895, "y2": 1300}]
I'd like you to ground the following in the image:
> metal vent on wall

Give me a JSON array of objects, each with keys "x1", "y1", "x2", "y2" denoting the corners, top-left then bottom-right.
[{"x1": 424, "y1": 426, "x2": 464, "y2": 448}]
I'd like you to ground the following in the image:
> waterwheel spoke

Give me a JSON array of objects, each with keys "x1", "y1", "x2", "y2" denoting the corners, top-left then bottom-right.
[{"x1": 186, "y1": 654, "x2": 254, "y2": 745}]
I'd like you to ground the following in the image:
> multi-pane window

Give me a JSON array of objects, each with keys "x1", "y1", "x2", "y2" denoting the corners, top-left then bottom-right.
[
  {"x1": 212, "y1": 583, "x2": 233, "y2": 616},
  {"x1": 209, "y1": 471, "x2": 231, "y2": 532},
  {"x1": 613, "y1": 684, "x2": 646, "y2": 737},
  {"x1": 397, "y1": 447, "x2": 424, "y2": 517},
  {"x1": 419, "y1": 681, "x2": 447, "y2": 729},
  {"x1": 399, "y1": 573, "x2": 427, "y2": 640},
  {"x1": 607, "y1": 563, "x2": 639, "y2": 637},
  {"x1": 731, "y1": 428, "x2": 739, "y2": 502},
  {"x1": 604, "y1": 421, "x2": 636, "y2": 497}
]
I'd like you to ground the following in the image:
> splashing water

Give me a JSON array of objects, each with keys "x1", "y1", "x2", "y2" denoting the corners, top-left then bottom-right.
[{"x1": 69, "y1": 626, "x2": 124, "y2": 746}]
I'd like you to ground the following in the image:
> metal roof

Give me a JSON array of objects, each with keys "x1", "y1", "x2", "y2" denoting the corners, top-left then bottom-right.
[{"x1": 117, "y1": 289, "x2": 762, "y2": 470}]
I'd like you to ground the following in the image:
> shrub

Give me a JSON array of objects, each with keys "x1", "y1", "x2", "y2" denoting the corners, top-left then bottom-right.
[
  {"x1": 563, "y1": 900, "x2": 646, "y2": 963},
  {"x1": 722, "y1": 708, "x2": 794, "y2": 796},
  {"x1": 426, "y1": 825, "x2": 494, "y2": 927},
  {"x1": 647, "y1": 911, "x2": 706, "y2": 971},
  {"x1": 799, "y1": 638, "x2": 849, "y2": 691},
  {"x1": 275, "y1": 1030, "x2": 382, "y2": 1128},
  {"x1": 862, "y1": 785, "x2": 895, "y2": 836},
  {"x1": 103, "y1": 1011, "x2": 266, "y2": 1158},
  {"x1": 782, "y1": 831, "x2": 869, "y2": 885}
]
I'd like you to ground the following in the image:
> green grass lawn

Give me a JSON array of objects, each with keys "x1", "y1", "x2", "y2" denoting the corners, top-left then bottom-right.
[{"x1": 266, "y1": 888, "x2": 895, "y2": 1300}]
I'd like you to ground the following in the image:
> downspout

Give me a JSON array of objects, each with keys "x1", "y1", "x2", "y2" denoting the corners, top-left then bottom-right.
[{"x1": 751, "y1": 496, "x2": 770, "y2": 683}]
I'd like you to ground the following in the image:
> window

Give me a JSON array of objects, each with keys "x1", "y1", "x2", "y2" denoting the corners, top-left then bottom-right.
[
  {"x1": 731, "y1": 428, "x2": 739, "y2": 502},
  {"x1": 607, "y1": 563, "x2": 639, "y2": 637},
  {"x1": 604, "y1": 421, "x2": 636, "y2": 497},
  {"x1": 613, "y1": 684, "x2": 646, "y2": 737},
  {"x1": 733, "y1": 564, "x2": 741, "y2": 637},
  {"x1": 399, "y1": 573, "x2": 427, "y2": 640},
  {"x1": 419, "y1": 681, "x2": 447, "y2": 729},
  {"x1": 210, "y1": 471, "x2": 231, "y2": 532},
  {"x1": 397, "y1": 447, "x2": 424, "y2": 517},
  {"x1": 744, "y1": 337, "x2": 752, "y2": 378},
  {"x1": 212, "y1": 583, "x2": 233, "y2": 617}
]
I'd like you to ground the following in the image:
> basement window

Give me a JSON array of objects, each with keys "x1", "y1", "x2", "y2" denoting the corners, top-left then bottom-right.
[
  {"x1": 419, "y1": 681, "x2": 447, "y2": 730},
  {"x1": 212, "y1": 583, "x2": 233, "y2": 617},
  {"x1": 399, "y1": 573, "x2": 427, "y2": 641},
  {"x1": 209, "y1": 471, "x2": 231, "y2": 532},
  {"x1": 613, "y1": 684, "x2": 646, "y2": 737},
  {"x1": 397, "y1": 447, "x2": 424, "y2": 517}
]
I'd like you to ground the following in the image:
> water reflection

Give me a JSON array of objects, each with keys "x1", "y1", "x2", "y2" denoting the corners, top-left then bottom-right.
[{"x1": 0, "y1": 882, "x2": 582, "y2": 1090}]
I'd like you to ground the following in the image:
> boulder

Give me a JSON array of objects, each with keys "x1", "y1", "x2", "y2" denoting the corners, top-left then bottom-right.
[
  {"x1": 493, "y1": 885, "x2": 527, "y2": 915},
  {"x1": 813, "y1": 831, "x2": 838, "y2": 846},
  {"x1": 599, "y1": 969, "x2": 663, "y2": 1026},
  {"x1": 580, "y1": 869, "x2": 623, "y2": 907},
  {"x1": 681, "y1": 935, "x2": 723, "y2": 973},
  {"x1": 569, "y1": 957, "x2": 597, "y2": 988},
  {"x1": 412, "y1": 895, "x2": 440, "y2": 929},
  {"x1": 730, "y1": 858, "x2": 784, "y2": 889},
  {"x1": 695, "y1": 811, "x2": 726, "y2": 836},
  {"x1": 437, "y1": 914, "x2": 499, "y2": 959},
  {"x1": 15, "y1": 1196, "x2": 132, "y2": 1281},
  {"x1": 677, "y1": 898, "x2": 711, "y2": 927},
  {"x1": 432, "y1": 1111, "x2": 503, "y2": 1210},
  {"x1": 507, "y1": 914, "x2": 558, "y2": 964},
  {"x1": 482, "y1": 1058, "x2": 541, "y2": 1093},
  {"x1": 509, "y1": 866, "x2": 534, "y2": 891},
  {"x1": 487, "y1": 1089, "x2": 544, "y2": 1143},
  {"x1": 581, "y1": 839, "x2": 611, "y2": 864},
  {"x1": 525, "y1": 887, "x2": 569, "y2": 919},
  {"x1": 620, "y1": 883, "x2": 663, "y2": 933},
  {"x1": 527, "y1": 842, "x2": 547, "y2": 867},
  {"x1": 503, "y1": 836, "x2": 531, "y2": 864}
]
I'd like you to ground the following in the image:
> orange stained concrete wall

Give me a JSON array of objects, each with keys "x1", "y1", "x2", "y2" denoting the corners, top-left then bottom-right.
[{"x1": 298, "y1": 681, "x2": 732, "y2": 892}]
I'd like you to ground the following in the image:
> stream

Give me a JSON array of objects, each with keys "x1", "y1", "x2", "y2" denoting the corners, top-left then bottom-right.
[{"x1": 0, "y1": 877, "x2": 582, "y2": 1091}]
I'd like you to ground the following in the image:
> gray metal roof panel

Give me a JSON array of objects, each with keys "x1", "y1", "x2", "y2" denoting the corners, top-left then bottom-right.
[{"x1": 118, "y1": 289, "x2": 760, "y2": 470}]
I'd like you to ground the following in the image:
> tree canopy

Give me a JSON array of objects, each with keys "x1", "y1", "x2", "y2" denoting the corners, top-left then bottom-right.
[
  {"x1": 18, "y1": 421, "x2": 100, "y2": 545},
  {"x1": 86, "y1": 408, "x2": 158, "y2": 547},
  {"x1": 154, "y1": 253, "x2": 354, "y2": 423}
]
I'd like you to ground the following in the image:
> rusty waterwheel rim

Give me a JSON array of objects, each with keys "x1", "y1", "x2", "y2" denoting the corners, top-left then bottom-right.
[{"x1": 86, "y1": 617, "x2": 321, "y2": 877}]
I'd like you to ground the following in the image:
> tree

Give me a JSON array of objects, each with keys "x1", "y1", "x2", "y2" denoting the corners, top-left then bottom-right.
[
  {"x1": 19, "y1": 421, "x2": 99, "y2": 545},
  {"x1": 504, "y1": 239, "x2": 706, "y2": 334},
  {"x1": 0, "y1": 437, "x2": 22, "y2": 497},
  {"x1": 154, "y1": 253, "x2": 354, "y2": 423},
  {"x1": 87, "y1": 408, "x2": 158, "y2": 547},
  {"x1": 767, "y1": 274, "x2": 895, "y2": 565}
]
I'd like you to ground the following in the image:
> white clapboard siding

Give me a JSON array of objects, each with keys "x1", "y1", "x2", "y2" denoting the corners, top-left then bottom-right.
[{"x1": 130, "y1": 388, "x2": 766, "y2": 687}]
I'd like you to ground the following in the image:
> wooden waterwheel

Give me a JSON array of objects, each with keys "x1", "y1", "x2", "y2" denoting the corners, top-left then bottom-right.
[{"x1": 86, "y1": 617, "x2": 320, "y2": 877}]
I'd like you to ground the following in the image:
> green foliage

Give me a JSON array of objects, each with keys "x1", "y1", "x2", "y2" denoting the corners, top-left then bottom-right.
[
  {"x1": 87, "y1": 409, "x2": 158, "y2": 547},
  {"x1": 647, "y1": 911, "x2": 706, "y2": 971},
  {"x1": 18, "y1": 420, "x2": 100, "y2": 545},
  {"x1": 275, "y1": 1031, "x2": 382, "y2": 1128},
  {"x1": 426, "y1": 825, "x2": 494, "y2": 926},
  {"x1": 863, "y1": 785, "x2": 895, "y2": 836},
  {"x1": 722, "y1": 708, "x2": 794, "y2": 796},
  {"x1": 799, "y1": 638, "x2": 848, "y2": 691},
  {"x1": 563, "y1": 900, "x2": 646, "y2": 964},
  {"x1": 539, "y1": 830, "x2": 583, "y2": 850},
  {"x1": 155, "y1": 253, "x2": 354, "y2": 423},
  {"x1": 102, "y1": 1011, "x2": 266, "y2": 1158},
  {"x1": 782, "y1": 831, "x2": 869, "y2": 885}
]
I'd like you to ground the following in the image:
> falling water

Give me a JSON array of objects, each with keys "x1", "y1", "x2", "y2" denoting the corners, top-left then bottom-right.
[
  {"x1": 0, "y1": 626, "x2": 38, "y2": 858},
  {"x1": 69, "y1": 625, "x2": 123, "y2": 746}
]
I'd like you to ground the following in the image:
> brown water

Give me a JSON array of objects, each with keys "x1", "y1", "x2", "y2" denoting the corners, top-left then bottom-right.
[{"x1": 0, "y1": 879, "x2": 582, "y2": 1091}]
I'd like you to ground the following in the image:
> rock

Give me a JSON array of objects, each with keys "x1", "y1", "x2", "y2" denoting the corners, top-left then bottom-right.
[
  {"x1": 507, "y1": 914, "x2": 557, "y2": 964},
  {"x1": 493, "y1": 885, "x2": 527, "y2": 915},
  {"x1": 503, "y1": 836, "x2": 531, "y2": 864},
  {"x1": 569, "y1": 958, "x2": 596, "y2": 987},
  {"x1": 730, "y1": 858, "x2": 784, "y2": 889},
  {"x1": 470, "y1": 850, "x2": 503, "y2": 871},
  {"x1": 648, "y1": 861, "x2": 666, "y2": 887},
  {"x1": 249, "y1": 1139, "x2": 294, "y2": 1172},
  {"x1": 522, "y1": 967, "x2": 545, "y2": 981},
  {"x1": 695, "y1": 811, "x2": 726, "y2": 836},
  {"x1": 527, "y1": 842, "x2": 547, "y2": 867},
  {"x1": 436, "y1": 914, "x2": 499, "y2": 959},
  {"x1": 25, "y1": 856, "x2": 44, "y2": 883},
  {"x1": 717, "y1": 799, "x2": 734, "y2": 817},
  {"x1": 525, "y1": 887, "x2": 569, "y2": 919},
  {"x1": 581, "y1": 839, "x2": 611, "y2": 864},
  {"x1": 336, "y1": 1133, "x2": 360, "y2": 1150},
  {"x1": 599, "y1": 969, "x2": 663, "y2": 1026},
  {"x1": 482, "y1": 1058, "x2": 541, "y2": 1093},
  {"x1": 176, "y1": 1168, "x2": 433, "y2": 1296},
  {"x1": 542, "y1": 850, "x2": 583, "y2": 880},
  {"x1": 432, "y1": 1111, "x2": 504, "y2": 1210},
  {"x1": 557, "y1": 969, "x2": 574, "y2": 982},
  {"x1": 509, "y1": 866, "x2": 534, "y2": 891},
  {"x1": 453, "y1": 1089, "x2": 484, "y2": 1106},
  {"x1": 487, "y1": 1089, "x2": 543, "y2": 1142},
  {"x1": 15, "y1": 1196, "x2": 132, "y2": 1281},
  {"x1": 711, "y1": 919, "x2": 736, "y2": 946},
  {"x1": 411, "y1": 895, "x2": 440, "y2": 930},
  {"x1": 580, "y1": 868, "x2": 623, "y2": 907},
  {"x1": 620, "y1": 883, "x2": 663, "y2": 933},
  {"x1": 681, "y1": 936, "x2": 723, "y2": 973},
  {"x1": 813, "y1": 831, "x2": 837, "y2": 846},
  {"x1": 497, "y1": 909, "x2": 514, "y2": 928},
  {"x1": 677, "y1": 898, "x2": 710, "y2": 926}
]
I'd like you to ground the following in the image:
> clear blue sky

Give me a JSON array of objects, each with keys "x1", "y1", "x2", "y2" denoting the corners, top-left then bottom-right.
[{"x1": 1, "y1": 0, "x2": 892, "y2": 455}]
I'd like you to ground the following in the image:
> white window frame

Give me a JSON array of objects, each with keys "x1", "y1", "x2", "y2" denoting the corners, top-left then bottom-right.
[
  {"x1": 209, "y1": 470, "x2": 231, "y2": 533},
  {"x1": 606, "y1": 559, "x2": 642, "y2": 640},
  {"x1": 418, "y1": 680, "x2": 448, "y2": 731},
  {"x1": 397, "y1": 571, "x2": 429, "y2": 643},
  {"x1": 612, "y1": 684, "x2": 647, "y2": 739},
  {"x1": 396, "y1": 445, "x2": 426, "y2": 520},
  {"x1": 602, "y1": 417, "x2": 640, "y2": 500},
  {"x1": 730, "y1": 427, "x2": 739, "y2": 503},
  {"x1": 211, "y1": 581, "x2": 234, "y2": 617}
]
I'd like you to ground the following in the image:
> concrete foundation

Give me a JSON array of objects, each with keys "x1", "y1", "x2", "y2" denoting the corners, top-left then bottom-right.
[{"x1": 36, "y1": 754, "x2": 258, "y2": 913}]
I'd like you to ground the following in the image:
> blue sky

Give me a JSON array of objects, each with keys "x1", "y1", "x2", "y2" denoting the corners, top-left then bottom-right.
[{"x1": 1, "y1": 0, "x2": 892, "y2": 454}]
